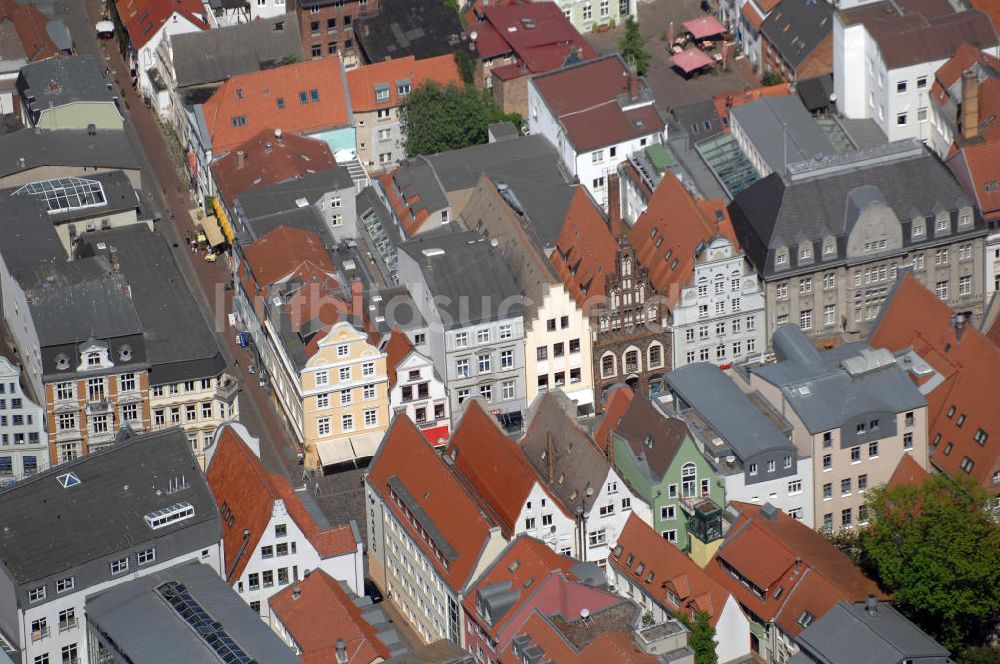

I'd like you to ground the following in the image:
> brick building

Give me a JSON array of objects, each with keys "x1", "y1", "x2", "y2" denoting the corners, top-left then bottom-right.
[{"x1": 296, "y1": 0, "x2": 377, "y2": 66}]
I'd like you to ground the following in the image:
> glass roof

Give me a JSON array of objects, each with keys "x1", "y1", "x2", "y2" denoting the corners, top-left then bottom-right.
[{"x1": 13, "y1": 177, "x2": 107, "y2": 214}]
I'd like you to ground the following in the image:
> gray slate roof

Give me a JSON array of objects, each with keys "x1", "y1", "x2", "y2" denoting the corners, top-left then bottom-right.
[
  {"x1": 171, "y1": 14, "x2": 302, "y2": 88},
  {"x1": 612, "y1": 395, "x2": 692, "y2": 483},
  {"x1": 728, "y1": 139, "x2": 979, "y2": 277},
  {"x1": 399, "y1": 230, "x2": 524, "y2": 328},
  {"x1": 520, "y1": 391, "x2": 612, "y2": 516},
  {"x1": 17, "y1": 55, "x2": 114, "y2": 109},
  {"x1": 0, "y1": 128, "x2": 138, "y2": 178},
  {"x1": 730, "y1": 96, "x2": 835, "y2": 175},
  {"x1": 86, "y1": 562, "x2": 300, "y2": 664},
  {"x1": 795, "y1": 601, "x2": 950, "y2": 664},
  {"x1": 27, "y1": 267, "x2": 142, "y2": 347},
  {"x1": 236, "y1": 166, "x2": 354, "y2": 222},
  {"x1": 759, "y1": 0, "x2": 834, "y2": 71},
  {"x1": 0, "y1": 429, "x2": 217, "y2": 584},
  {"x1": 666, "y1": 363, "x2": 796, "y2": 461},
  {"x1": 78, "y1": 226, "x2": 227, "y2": 384},
  {"x1": 0, "y1": 194, "x2": 67, "y2": 275},
  {"x1": 751, "y1": 325, "x2": 926, "y2": 434}
]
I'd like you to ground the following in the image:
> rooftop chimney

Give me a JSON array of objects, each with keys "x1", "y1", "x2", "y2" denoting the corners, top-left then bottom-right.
[
  {"x1": 865, "y1": 594, "x2": 878, "y2": 615},
  {"x1": 336, "y1": 638, "x2": 348, "y2": 663},
  {"x1": 292, "y1": 586, "x2": 301, "y2": 600},
  {"x1": 351, "y1": 278, "x2": 364, "y2": 315},
  {"x1": 607, "y1": 172, "x2": 622, "y2": 238},
  {"x1": 626, "y1": 61, "x2": 639, "y2": 101},
  {"x1": 961, "y1": 69, "x2": 980, "y2": 141},
  {"x1": 236, "y1": 150, "x2": 246, "y2": 169}
]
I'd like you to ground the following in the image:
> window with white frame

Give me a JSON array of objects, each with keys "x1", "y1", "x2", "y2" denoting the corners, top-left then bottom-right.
[
  {"x1": 342, "y1": 414, "x2": 354, "y2": 431},
  {"x1": 317, "y1": 418, "x2": 331, "y2": 436},
  {"x1": 364, "y1": 409, "x2": 378, "y2": 427}
]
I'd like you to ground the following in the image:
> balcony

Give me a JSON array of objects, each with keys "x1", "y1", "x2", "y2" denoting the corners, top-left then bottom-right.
[
  {"x1": 215, "y1": 377, "x2": 241, "y2": 403},
  {"x1": 59, "y1": 617, "x2": 77, "y2": 632},
  {"x1": 31, "y1": 627, "x2": 49, "y2": 641}
]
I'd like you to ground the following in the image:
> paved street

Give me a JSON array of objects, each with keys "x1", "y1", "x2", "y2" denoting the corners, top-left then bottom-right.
[
  {"x1": 55, "y1": 0, "x2": 369, "y2": 533},
  {"x1": 586, "y1": 0, "x2": 760, "y2": 108}
]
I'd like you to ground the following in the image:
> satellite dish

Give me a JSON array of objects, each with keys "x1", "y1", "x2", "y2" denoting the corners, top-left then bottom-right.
[{"x1": 580, "y1": 608, "x2": 590, "y2": 620}]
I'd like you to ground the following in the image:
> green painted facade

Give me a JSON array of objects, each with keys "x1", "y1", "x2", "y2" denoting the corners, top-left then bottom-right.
[{"x1": 611, "y1": 431, "x2": 725, "y2": 550}]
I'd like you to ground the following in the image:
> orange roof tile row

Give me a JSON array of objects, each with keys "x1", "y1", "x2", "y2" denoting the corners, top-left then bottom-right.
[
  {"x1": 869, "y1": 273, "x2": 1000, "y2": 493},
  {"x1": 115, "y1": 0, "x2": 207, "y2": 50},
  {"x1": 384, "y1": 328, "x2": 415, "y2": 389},
  {"x1": 498, "y1": 610, "x2": 661, "y2": 663},
  {"x1": 203, "y1": 57, "x2": 350, "y2": 155},
  {"x1": 611, "y1": 515, "x2": 732, "y2": 627},
  {"x1": 347, "y1": 54, "x2": 461, "y2": 112},
  {"x1": 269, "y1": 570, "x2": 390, "y2": 664},
  {"x1": 379, "y1": 171, "x2": 433, "y2": 237},
  {"x1": 367, "y1": 414, "x2": 498, "y2": 592},
  {"x1": 206, "y1": 426, "x2": 359, "y2": 582},
  {"x1": 627, "y1": 173, "x2": 737, "y2": 307},
  {"x1": 887, "y1": 452, "x2": 933, "y2": 489},
  {"x1": 591, "y1": 385, "x2": 634, "y2": 455},
  {"x1": 708, "y1": 502, "x2": 884, "y2": 637},
  {"x1": 243, "y1": 226, "x2": 337, "y2": 290},
  {"x1": 550, "y1": 187, "x2": 618, "y2": 308},
  {"x1": 947, "y1": 141, "x2": 1000, "y2": 220},
  {"x1": 712, "y1": 82, "x2": 792, "y2": 127}
]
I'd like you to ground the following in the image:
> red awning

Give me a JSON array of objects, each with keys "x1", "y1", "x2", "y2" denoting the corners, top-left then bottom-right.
[
  {"x1": 672, "y1": 48, "x2": 715, "y2": 73},
  {"x1": 683, "y1": 15, "x2": 726, "y2": 39},
  {"x1": 419, "y1": 425, "x2": 450, "y2": 447}
]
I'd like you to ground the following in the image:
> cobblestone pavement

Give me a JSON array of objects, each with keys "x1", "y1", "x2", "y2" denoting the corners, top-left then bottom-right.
[{"x1": 585, "y1": 0, "x2": 761, "y2": 109}]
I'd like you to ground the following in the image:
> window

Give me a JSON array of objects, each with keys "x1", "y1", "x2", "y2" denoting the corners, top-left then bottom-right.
[
  {"x1": 858, "y1": 473, "x2": 868, "y2": 491},
  {"x1": 841, "y1": 507, "x2": 853, "y2": 528},
  {"x1": 974, "y1": 428, "x2": 989, "y2": 445},
  {"x1": 502, "y1": 380, "x2": 515, "y2": 400},
  {"x1": 317, "y1": 418, "x2": 331, "y2": 436},
  {"x1": 799, "y1": 309, "x2": 812, "y2": 330},
  {"x1": 661, "y1": 505, "x2": 676, "y2": 520},
  {"x1": 592, "y1": 150, "x2": 604, "y2": 164},
  {"x1": 569, "y1": 338, "x2": 581, "y2": 354},
  {"x1": 896, "y1": 80, "x2": 907, "y2": 94},
  {"x1": 457, "y1": 389, "x2": 470, "y2": 404},
  {"x1": 363, "y1": 384, "x2": 376, "y2": 400},
  {"x1": 317, "y1": 392, "x2": 330, "y2": 409},
  {"x1": 621, "y1": 497, "x2": 631, "y2": 511},
  {"x1": 476, "y1": 328, "x2": 490, "y2": 344},
  {"x1": 275, "y1": 523, "x2": 287, "y2": 538},
  {"x1": 824, "y1": 304, "x2": 836, "y2": 327},
  {"x1": 479, "y1": 384, "x2": 493, "y2": 402},
  {"x1": 663, "y1": 530, "x2": 678, "y2": 542},
  {"x1": 849, "y1": 446, "x2": 860, "y2": 463},
  {"x1": 917, "y1": 75, "x2": 927, "y2": 88},
  {"x1": 904, "y1": 432, "x2": 913, "y2": 449},
  {"x1": 339, "y1": 389, "x2": 352, "y2": 406},
  {"x1": 524, "y1": 517, "x2": 536, "y2": 530},
  {"x1": 111, "y1": 558, "x2": 129, "y2": 574},
  {"x1": 28, "y1": 585, "x2": 46, "y2": 602},
  {"x1": 230, "y1": 115, "x2": 247, "y2": 127},
  {"x1": 776, "y1": 282, "x2": 788, "y2": 299},
  {"x1": 342, "y1": 414, "x2": 354, "y2": 431},
  {"x1": 500, "y1": 349, "x2": 513, "y2": 369},
  {"x1": 248, "y1": 573, "x2": 260, "y2": 590},
  {"x1": 788, "y1": 479, "x2": 802, "y2": 494},
  {"x1": 918, "y1": 107, "x2": 928, "y2": 122},
  {"x1": 364, "y1": 409, "x2": 378, "y2": 427},
  {"x1": 960, "y1": 275, "x2": 972, "y2": 296},
  {"x1": 316, "y1": 370, "x2": 328, "y2": 386},
  {"x1": 56, "y1": 577, "x2": 74, "y2": 593},
  {"x1": 582, "y1": 2, "x2": 593, "y2": 20},
  {"x1": 499, "y1": 324, "x2": 513, "y2": 339},
  {"x1": 478, "y1": 354, "x2": 492, "y2": 373},
  {"x1": 823, "y1": 483, "x2": 832, "y2": 499},
  {"x1": 592, "y1": 176, "x2": 605, "y2": 190},
  {"x1": 823, "y1": 514, "x2": 833, "y2": 532},
  {"x1": 896, "y1": 112, "x2": 907, "y2": 126},
  {"x1": 869, "y1": 441, "x2": 879, "y2": 457},
  {"x1": 749, "y1": 463, "x2": 758, "y2": 476},
  {"x1": 61, "y1": 644, "x2": 77, "y2": 664},
  {"x1": 799, "y1": 277, "x2": 812, "y2": 294},
  {"x1": 841, "y1": 478, "x2": 852, "y2": 495},
  {"x1": 553, "y1": 343, "x2": 564, "y2": 358},
  {"x1": 456, "y1": 359, "x2": 469, "y2": 378},
  {"x1": 262, "y1": 570, "x2": 274, "y2": 588},
  {"x1": 138, "y1": 547, "x2": 155, "y2": 565},
  {"x1": 599, "y1": 504, "x2": 614, "y2": 517},
  {"x1": 767, "y1": 460, "x2": 776, "y2": 473}
]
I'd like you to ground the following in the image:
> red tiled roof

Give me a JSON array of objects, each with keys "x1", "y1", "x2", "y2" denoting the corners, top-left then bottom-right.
[
  {"x1": 115, "y1": 0, "x2": 207, "y2": 50},
  {"x1": 550, "y1": 187, "x2": 618, "y2": 307},
  {"x1": 947, "y1": 141, "x2": 1000, "y2": 221},
  {"x1": 463, "y1": 537, "x2": 579, "y2": 640},
  {"x1": 708, "y1": 502, "x2": 884, "y2": 636},
  {"x1": 207, "y1": 426, "x2": 359, "y2": 582},
  {"x1": 531, "y1": 55, "x2": 665, "y2": 152},
  {"x1": 888, "y1": 452, "x2": 933, "y2": 489},
  {"x1": 611, "y1": 515, "x2": 733, "y2": 627},
  {"x1": 969, "y1": 0, "x2": 1000, "y2": 33},
  {"x1": 741, "y1": 2, "x2": 765, "y2": 30},
  {"x1": 211, "y1": 129, "x2": 335, "y2": 205},
  {"x1": 498, "y1": 610, "x2": 661, "y2": 663},
  {"x1": 0, "y1": 0, "x2": 60, "y2": 61},
  {"x1": 203, "y1": 58, "x2": 350, "y2": 155},
  {"x1": 756, "y1": 0, "x2": 781, "y2": 15},
  {"x1": 592, "y1": 385, "x2": 634, "y2": 455},
  {"x1": 379, "y1": 171, "x2": 432, "y2": 237},
  {"x1": 448, "y1": 401, "x2": 559, "y2": 535},
  {"x1": 269, "y1": 570, "x2": 390, "y2": 664},
  {"x1": 384, "y1": 328, "x2": 415, "y2": 389},
  {"x1": 368, "y1": 415, "x2": 498, "y2": 592},
  {"x1": 869, "y1": 273, "x2": 1000, "y2": 493},
  {"x1": 473, "y1": 2, "x2": 597, "y2": 73},
  {"x1": 934, "y1": 42, "x2": 1000, "y2": 89},
  {"x1": 243, "y1": 226, "x2": 336, "y2": 288},
  {"x1": 346, "y1": 54, "x2": 461, "y2": 112},
  {"x1": 627, "y1": 173, "x2": 736, "y2": 307}
]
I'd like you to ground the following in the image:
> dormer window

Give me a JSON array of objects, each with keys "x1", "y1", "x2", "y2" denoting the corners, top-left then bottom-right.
[
  {"x1": 119, "y1": 345, "x2": 132, "y2": 362},
  {"x1": 775, "y1": 247, "x2": 789, "y2": 267},
  {"x1": 958, "y1": 210, "x2": 973, "y2": 229},
  {"x1": 374, "y1": 84, "x2": 390, "y2": 102},
  {"x1": 935, "y1": 214, "x2": 950, "y2": 234},
  {"x1": 912, "y1": 220, "x2": 925, "y2": 239},
  {"x1": 86, "y1": 352, "x2": 101, "y2": 367},
  {"x1": 55, "y1": 354, "x2": 70, "y2": 371},
  {"x1": 799, "y1": 245, "x2": 812, "y2": 260},
  {"x1": 822, "y1": 238, "x2": 836, "y2": 257}
]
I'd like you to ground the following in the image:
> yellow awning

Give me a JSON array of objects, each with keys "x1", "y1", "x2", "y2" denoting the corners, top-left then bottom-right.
[
  {"x1": 200, "y1": 218, "x2": 225, "y2": 247},
  {"x1": 211, "y1": 197, "x2": 235, "y2": 243}
]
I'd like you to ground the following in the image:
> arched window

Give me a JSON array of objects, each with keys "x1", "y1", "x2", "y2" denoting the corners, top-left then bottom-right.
[
  {"x1": 601, "y1": 353, "x2": 616, "y2": 378},
  {"x1": 624, "y1": 350, "x2": 639, "y2": 373},
  {"x1": 682, "y1": 462, "x2": 697, "y2": 498},
  {"x1": 648, "y1": 343, "x2": 663, "y2": 369}
]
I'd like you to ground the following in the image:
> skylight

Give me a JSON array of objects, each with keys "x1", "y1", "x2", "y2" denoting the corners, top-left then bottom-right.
[
  {"x1": 13, "y1": 177, "x2": 106, "y2": 214},
  {"x1": 144, "y1": 502, "x2": 195, "y2": 530},
  {"x1": 158, "y1": 582, "x2": 256, "y2": 664},
  {"x1": 56, "y1": 473, "x2": 81, "y2": 489}
]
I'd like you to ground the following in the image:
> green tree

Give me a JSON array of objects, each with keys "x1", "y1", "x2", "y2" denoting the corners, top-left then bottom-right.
[
  {"x1": 689, "y1": 611, "x2": 718, "y2": 664},
  {"x1": 454, "y1": 50, "x2": 475, "y2": 87},
  {"x1": 399, "y1": 82, "x2": 520, "y2": 157},
  {"x1": 619, "y1": 17, "x2": 650, "y2": 76},
  {"x1": 861, "y1": 473, "x2": 1000, "y2": 652},
  {"x1": 958, "y1": 647, "x2": 1000, "y2": 664},
  {"x1": 761, "y1": 70, "x2": 784, "y2": 86}
]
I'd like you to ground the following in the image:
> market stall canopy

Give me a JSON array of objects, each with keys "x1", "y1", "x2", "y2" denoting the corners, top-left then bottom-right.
[
  {"x1": 200, "y1": 218, "x2": 225, "y2": 248},
  {"x1": 683, "y1": 15, "x2": 726, "y2": 40},
  {"x1": 672, "y1": 48, "x2": 715, "y2": 73}
]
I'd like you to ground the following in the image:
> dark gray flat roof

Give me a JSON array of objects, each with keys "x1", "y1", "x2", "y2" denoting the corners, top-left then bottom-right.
[
  {"x1": 399, "y1": 230, "x2": 524, "y2": 327},
  {"x1": 87, "y1": 562, "x2": 300, "y2": 664},
  {"x1": 730, "y1": 96, "x2": 835, "y2": 175},
  {"x1": 78, "y1": 226, "x2": 227, "y2": 383},
  {"x1": 667, "y1": 362, "x2": 795, "y2": 459},
  {"x1": 18, "y1": 55, "x2": 114, "y2": 109},
  {"x1": 0, "y1": 128, "x2": 139, "y2": 178},
  {"x1": 354, "y1": 0, "x2": 466, "y2": 63},
  {"x1": 0, "y1": 429, "x2": 217, "y2": 584},
  {"x1": 235, "y1": 166, "x2": 353, "y2": 221},
  {"x1": 0, "y1": 194, "x2": 67, "y2": 275},
  {"x1": 27, "y1": 268, "x2": 142, "y2": 347},
  {"x1": 172, "y1": 14, "x2": 302, "y2": 88}
]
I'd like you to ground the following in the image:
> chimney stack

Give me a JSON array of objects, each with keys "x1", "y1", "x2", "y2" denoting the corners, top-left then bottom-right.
[
  {"x1": 961, "y1": 68, "x2": 980, "y2": 141},
  {"x1": 351, "y1": 277, "x2": 364, "y2": 315},
  {"x1": 236, "y1": 150, "x2": 246, "y2": 169},
  {"x1": 865, "y1": 594, "x2": 878, "y2": 615},
  {"x1": 627, "y1": 61, "x2": 639, "y2": 101},
  {"x1": 607, "y1": 172, "x2": 622, "y2": 238},
  {"x1": 336, "y1": 638, "x2": 348, "y2": 663}
]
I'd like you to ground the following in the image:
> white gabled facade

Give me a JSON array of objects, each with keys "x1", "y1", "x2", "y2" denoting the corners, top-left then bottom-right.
[
  {"x1": 671, "y1": 237, "x2": 766, "y2": 369},
  {"x1": 231, "y1": 497, "x2": 364, "y2": 622},
  {"x1": 128, "y1": 11, "x2": 207, "y2": 113},
  {"x1": 0, "y1": 357, "x2": 49, "y2": 483},
  {"x1": 389, "y1": 350, "x2": 450, "y2": 446},
  {"x1": 581, "y1": 470, "x2": 651, "y2": 569}
]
